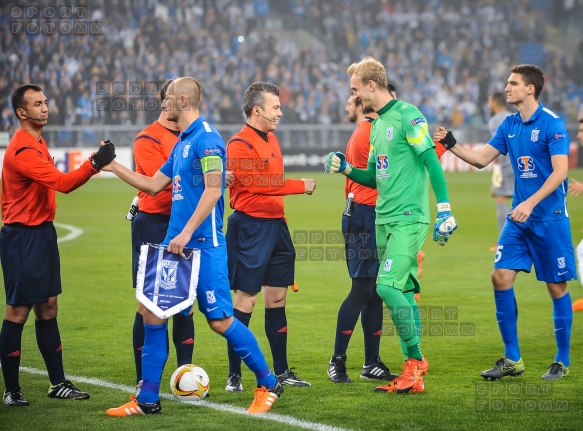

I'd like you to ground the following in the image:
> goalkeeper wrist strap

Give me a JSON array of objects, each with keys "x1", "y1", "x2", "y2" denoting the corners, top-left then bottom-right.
[{"x1": 436, "y1": 202, "x2": 451, "y2": 213}]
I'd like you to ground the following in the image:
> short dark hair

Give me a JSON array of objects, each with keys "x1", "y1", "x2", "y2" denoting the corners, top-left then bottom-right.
[
  {"x1": 242, "y1": 81, "x2": 279, "y2": 118},
  {"x1": 387, "y1": 80, "x2": 397, "y2": 97},
  {"x1": 160, "y1": 79, "x2": 173, "y2": 103},
  {"x1": 490, "y1": 92, "x2": 506, "y2": 107},
  {"x1": 12, "y1": 84, "x2": 43, "y2": 116},
  {"x1": 510, "y1": 64, "x2": 544, "y2": 100}
]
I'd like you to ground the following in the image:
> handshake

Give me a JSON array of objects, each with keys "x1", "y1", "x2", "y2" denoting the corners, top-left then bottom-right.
[{"x1": 91, "y1": 140, "x2": 116, "y2": 171}]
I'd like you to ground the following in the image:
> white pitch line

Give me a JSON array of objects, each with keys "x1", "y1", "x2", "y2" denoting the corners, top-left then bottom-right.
[
  {"x1": 54, "y1": 222, "x2": 84, "y2": 243},
  {"x1": 19, "y1": 366, "x2": 352, "y2": 431}
]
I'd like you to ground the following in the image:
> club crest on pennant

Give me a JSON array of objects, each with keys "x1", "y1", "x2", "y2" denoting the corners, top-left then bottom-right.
[
  {"x1": 386, "y1": 127, "x2": 394, "y2": 141},
  {"x1": 159, "y1": 260, "x2": 179, "y2": 290},
  {"x1": 531, "y1": 129, "x2": 539, "y2": 142}
]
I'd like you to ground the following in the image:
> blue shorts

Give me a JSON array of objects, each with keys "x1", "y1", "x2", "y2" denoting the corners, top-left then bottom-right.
[
  {"x1": 0, "y1": 222, "x2": 62, "y2": 305},
  {"x1": 494, "y1": 218, "x2": 577, "y2": 283},
  {"x1": 342, "y1": 203, "x2": 379, "y2": 278},
  {"x1": 226, "y1": 211, "x2": 295, "y2": 293},
  {"x1": 131, "y1": 211, "x2": 170, "y2": 288},
  {"x1": 195, "y1": 246, "x2": 234, "y2": 319}
]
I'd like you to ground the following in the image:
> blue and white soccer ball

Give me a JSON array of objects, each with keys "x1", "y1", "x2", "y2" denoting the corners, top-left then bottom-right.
[{"x1": 170, "y1": 364, "x2": 210, "y2": 400}]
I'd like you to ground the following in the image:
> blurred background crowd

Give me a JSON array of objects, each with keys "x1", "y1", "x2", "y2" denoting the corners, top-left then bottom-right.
[{"x1": 1, "y1": 0, "x2": 583, "y2": 135}]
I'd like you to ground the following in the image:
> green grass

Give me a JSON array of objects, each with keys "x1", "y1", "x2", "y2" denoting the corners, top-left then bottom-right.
[{"x1": 2, "y1": 170, "x2": 583, "y2": 431}]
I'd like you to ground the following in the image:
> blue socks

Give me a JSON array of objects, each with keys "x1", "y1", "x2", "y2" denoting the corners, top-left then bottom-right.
[
  {"x1": 138, "y1": 323, "x2": 168, "y2": 404},
  {"x1": 223, "y1": 318, "x2": 276, "y2": 388},
  {"x1": 552, "y1": 292, "x2": 572, "y2": 367},
  {"x1": 494, "y1": 288, "x2": 520, "y2": 361}
]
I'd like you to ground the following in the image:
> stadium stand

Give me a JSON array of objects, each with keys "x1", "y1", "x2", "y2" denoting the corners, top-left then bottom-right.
[{"x1": 0, "y1": 0, "x2": 582, "y2": 142}]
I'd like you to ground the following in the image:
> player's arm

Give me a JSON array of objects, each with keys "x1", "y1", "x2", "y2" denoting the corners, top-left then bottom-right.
[
  {"x1": 167, "y1": 156, "x2": 223, "y2": 257},
  {"x1": 228, "y1": 140, "x2": 307, "y2": 195},
  {"x1": 433, "y1": 126, "x2": 500, "y2": 168},
  {"x1": 13, "y1": 145, "x2": 101, "y2": 194},
  {"x1": 509, "y1": 154, "x2": 568, "y2": 223},
  {"x1": 102, "y1": 159, "x2": 171, "y2": 195}
]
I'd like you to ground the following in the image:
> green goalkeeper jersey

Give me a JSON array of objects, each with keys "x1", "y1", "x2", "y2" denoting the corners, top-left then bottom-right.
[{"x1": 369, "y1": 99, "x2": 435, "y2": 224}]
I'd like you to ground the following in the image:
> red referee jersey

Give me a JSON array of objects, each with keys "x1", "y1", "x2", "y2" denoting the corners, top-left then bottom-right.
[
  {"x1": 1, "y1": 128, "x2": 96, "y2": 226},
  {"x1": 227, "y1": 124, "x2": 305, "y2": 219},
  {"x1": 345, "y1": 117, "x2": 377, "y2": 205},
  {"x1": 134, "y1": 121, "x2": 179, "y2": 215}
]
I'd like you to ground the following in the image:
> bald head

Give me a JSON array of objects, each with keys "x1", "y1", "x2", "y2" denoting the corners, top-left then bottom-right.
[{"x1": 170, "y1": 77, "x2": 203, "y2": 111}]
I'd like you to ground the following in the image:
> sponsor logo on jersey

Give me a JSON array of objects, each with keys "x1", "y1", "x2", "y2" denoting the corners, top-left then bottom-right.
[
  {"x1": 554, "y1": 133, "x2": 566, "y2": 140},
  {"x1": 516, "y1": 156, "x2": 537, "y2": 179},
  {"x1": 411, "y1": 117, "x2": 426, "y2": 126},
  {"x1": 173, "y1": 175, "x2": 182, "y2": 193},
  {"x1": 531, "y1": 129, "x2": 540, "y2": 142},
  {"x1": 172, "y1": 175, "x2": 184, "y2": 200},
  {"x1": 183, "y1": 144, "x2": 191, "y2": 158},
  {"x1": 204, "y1": 148, "x2": 221, "y2": 155},
  {"x1": 377, "y1": 154, "x2": 389, "y2": 170},
  {"x1": 376, "y1": 154, "x2": 390, "y2": 178},
  {"x1": 386, "y1": 127, "x2": 394, "y2": 141}
]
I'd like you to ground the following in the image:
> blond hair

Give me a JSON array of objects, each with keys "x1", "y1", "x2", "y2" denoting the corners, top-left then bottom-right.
[{"x1": 347, "y1": 57, "x2": 388, "y2": 91}]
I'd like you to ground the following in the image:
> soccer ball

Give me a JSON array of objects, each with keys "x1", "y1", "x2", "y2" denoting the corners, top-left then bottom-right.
[{"x1": 170, "y1": 364, "x2": 210, "y2": 400}]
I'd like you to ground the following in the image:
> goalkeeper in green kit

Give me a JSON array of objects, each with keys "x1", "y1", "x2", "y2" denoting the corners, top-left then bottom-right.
[{"x1": 325, "y1": 57, "x2": 457, "y2": 393}]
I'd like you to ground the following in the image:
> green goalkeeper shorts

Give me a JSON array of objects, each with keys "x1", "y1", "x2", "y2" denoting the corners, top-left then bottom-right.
[{"x1": 375, "y1": 221, "x2": 429, "y2": 293}]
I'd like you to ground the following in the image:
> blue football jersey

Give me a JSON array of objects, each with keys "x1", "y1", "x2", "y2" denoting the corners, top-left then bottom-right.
[
  {"x1": 160, "y1": 116, "x2": 226, "y2": 248},
  {"x1": 488, "y1": 103, "x2": 570, "y2": 221}
]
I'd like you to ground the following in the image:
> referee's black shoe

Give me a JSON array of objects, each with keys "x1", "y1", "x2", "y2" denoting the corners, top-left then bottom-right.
[{"x1": 3, "y1": 388, "x2": 30, "y2": 406}]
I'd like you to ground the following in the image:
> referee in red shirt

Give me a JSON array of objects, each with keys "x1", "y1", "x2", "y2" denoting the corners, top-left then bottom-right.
[
  {"x1": 224, "y1": 82, "x2": 315, "y2": 392},
  {"x1": 0, "y1": 84, "x2": 114, "y2": 406}
]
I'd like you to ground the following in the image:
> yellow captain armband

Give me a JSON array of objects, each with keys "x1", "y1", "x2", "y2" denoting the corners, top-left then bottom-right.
[{"x1": 201, "y1": 155, "x2": 224, "y2": 173}]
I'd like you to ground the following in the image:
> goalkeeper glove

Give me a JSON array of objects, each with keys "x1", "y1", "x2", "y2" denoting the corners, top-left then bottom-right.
[
  {"x1": 441, "y1": 131, "x2": 457, "y2": 150},
  {"x1": 324, "y1": 151, "x2": 350, "y2": 174},
  {"x1": 91, "y1": 140, "x2": 116, "y2": 171},
  {"x1": 433, "y1": 201, "x2": 458, "y2": 246}
]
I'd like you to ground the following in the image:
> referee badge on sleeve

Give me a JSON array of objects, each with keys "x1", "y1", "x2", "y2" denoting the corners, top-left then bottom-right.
[{"x1": 136, "y1": 244, "x2": 200, "y2": 319}]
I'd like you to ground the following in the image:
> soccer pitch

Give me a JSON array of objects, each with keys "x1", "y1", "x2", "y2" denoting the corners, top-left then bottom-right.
[{"x1": 1, "y1": 170, "x2": 582, "y2": 431}]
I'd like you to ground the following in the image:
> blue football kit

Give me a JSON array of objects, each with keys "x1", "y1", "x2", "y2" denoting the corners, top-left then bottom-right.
[
  {"x1": 488, "y1": 103, "x2": 576, "y2": 283},
  {"x1": 136, "y1": 117, "x2": 277, "y2": 406}
]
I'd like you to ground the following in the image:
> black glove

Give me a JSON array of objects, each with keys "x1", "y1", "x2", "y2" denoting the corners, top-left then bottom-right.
[
  {"x1": 441, "y1": 131, "x2": 457, "y2": 150},
  {"x1": 91, "y1": 140, "x2": 116, "y2": 171}
]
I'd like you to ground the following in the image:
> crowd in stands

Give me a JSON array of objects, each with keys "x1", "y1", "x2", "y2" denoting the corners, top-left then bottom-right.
[{"x1": 1, "y1": 0, "x2": 582, "y2": 138}]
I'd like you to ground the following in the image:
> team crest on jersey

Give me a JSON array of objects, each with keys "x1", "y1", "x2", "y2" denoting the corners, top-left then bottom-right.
[
  {"x1": 159, "y1": 260, "x2": 178, "y2": 290},
  {"x1": 386, "y1": 127, "x2": 394, "y2": 141},
  {"x1": 383, "y1": 259, "x2": 393, "y2": 272},
  {"x1": 531, "y1": 129, "x2": 540, "y2": 142},
  {"x1": 183, "y1": 144, "x2": 191, "y2": 158},
  {"x1": 206, "y1": 291, "x2": 216, "y2": 304},
  {"x1": 558, "y1": 257, "x2": 566, "y2": 269}
]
